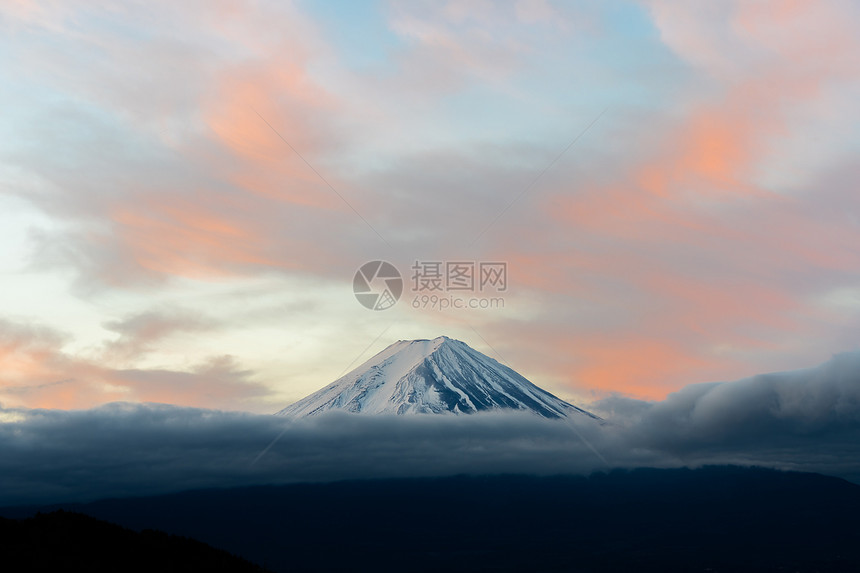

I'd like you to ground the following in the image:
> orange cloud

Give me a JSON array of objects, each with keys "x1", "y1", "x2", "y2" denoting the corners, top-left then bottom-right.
[
  {"x1": 110, "y1": 199, "x2": 278, "y2": 280},
  {"x1": 571, "y1": 337, "x2": 718, "y2": 399},
  {"x1": 0, "y1": 320, "x2": 270, "y2": 411},
  {"x1": 201, "y1": 55, "x2": 345, "y2": 209}
]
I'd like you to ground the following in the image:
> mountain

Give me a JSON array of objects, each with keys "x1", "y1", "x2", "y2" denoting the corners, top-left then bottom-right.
[{"x1": 277, "y1": 336, "x2": 597, "y2": 419}]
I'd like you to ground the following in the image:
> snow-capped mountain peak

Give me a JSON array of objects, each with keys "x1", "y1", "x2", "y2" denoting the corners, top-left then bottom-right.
[{"x1": 277, "y1": 336, "x2": 598, "y2": 420}]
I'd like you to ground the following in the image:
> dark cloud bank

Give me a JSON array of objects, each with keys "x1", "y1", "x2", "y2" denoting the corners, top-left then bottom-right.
[{"x1": 2, "y1": 351, "x2": 860, "y2": 506}]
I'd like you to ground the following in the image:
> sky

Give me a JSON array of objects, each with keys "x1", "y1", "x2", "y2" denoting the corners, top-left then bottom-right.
[{"x1": 2, "y1": 0, "x2": 860, "y2": 413}]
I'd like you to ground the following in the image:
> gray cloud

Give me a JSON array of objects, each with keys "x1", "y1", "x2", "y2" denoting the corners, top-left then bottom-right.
[
  {"x1": 590, "y1": 351, "x2": 860, "y2": 479},
  {"x1": 2, "y1": 350, "x2": 860, "y2": 506},
  {"x1": 101, "y1": 308, "x2": 219, "y2": 362},
  {"x1": 0, "y1": 405, "x2": 613, "y2": 506}
]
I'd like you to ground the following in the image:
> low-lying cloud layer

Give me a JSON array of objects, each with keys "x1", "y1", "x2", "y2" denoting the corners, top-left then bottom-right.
[
  {"x1": 2, "y1": 351, "x2": 859, "y2": 506},
  {"x1": 591, "y1": 351, "x2": 860, "y2": 478}
]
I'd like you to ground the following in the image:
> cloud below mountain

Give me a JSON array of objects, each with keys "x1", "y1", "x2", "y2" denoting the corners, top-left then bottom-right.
[
  {"x1": 3, "y1": 350, "x2": 860, "y2": 506},
  {"x1": 590, "y1": 351, "x2": 860, "y2": 479}
]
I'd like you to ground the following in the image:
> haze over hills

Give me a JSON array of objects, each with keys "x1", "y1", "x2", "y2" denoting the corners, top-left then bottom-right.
[{"x1": 277, "y1": 336, "x2": 598, "y2": 419}]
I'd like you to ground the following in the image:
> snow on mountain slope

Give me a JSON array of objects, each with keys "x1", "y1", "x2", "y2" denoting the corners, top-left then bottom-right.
[{"x1": 277, "y1": 336, "x2": 599, "y2": 420}]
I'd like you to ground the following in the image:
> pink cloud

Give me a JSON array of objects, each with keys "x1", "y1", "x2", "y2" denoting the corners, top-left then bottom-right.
[
  {"x1": 462, "y1": 0, "x2": 860, "y2": 399},
  {"x1": 3, "y1": 0, "x2": 860, "y2": 409}
]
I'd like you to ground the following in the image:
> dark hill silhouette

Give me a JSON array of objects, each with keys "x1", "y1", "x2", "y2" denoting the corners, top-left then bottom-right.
[
  {"x1": 3, "y1": 466, "x2": 860, "y2": 572},
  {"x1": 0, "y1": 510, "x2": 269, "y2": 572}
]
